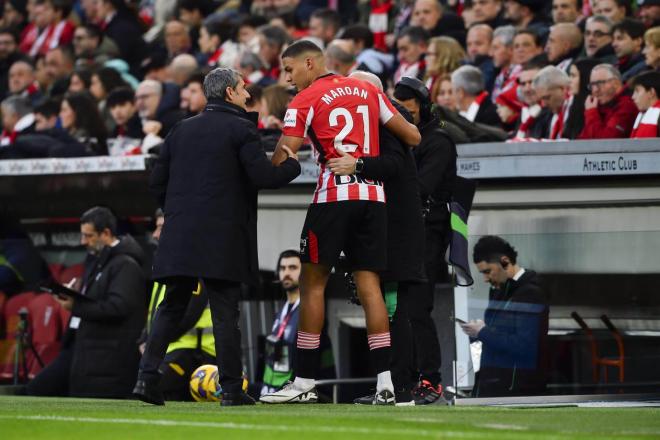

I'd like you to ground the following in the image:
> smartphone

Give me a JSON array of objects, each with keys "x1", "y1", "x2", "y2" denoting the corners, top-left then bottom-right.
[{"x1": 451, "y1": 316, "x2": 467, "y2": 324}]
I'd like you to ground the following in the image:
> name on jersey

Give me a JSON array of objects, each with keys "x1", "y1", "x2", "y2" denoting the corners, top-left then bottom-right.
[
  {"x1": 334, "y1": 174, "x2": 382, "y2": 186},
  {"x1": 321, "y1": 87, "x2": 369, "y2": 105}
]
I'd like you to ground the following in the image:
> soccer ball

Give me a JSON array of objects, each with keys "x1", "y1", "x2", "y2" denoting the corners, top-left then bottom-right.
[{"x1": 189, "y1": 364, "x2": 249, "y2": 402}]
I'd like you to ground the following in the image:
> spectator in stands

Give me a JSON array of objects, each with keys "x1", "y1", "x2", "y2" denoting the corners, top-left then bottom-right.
[
  {"x1": 33, "y1": 97, "x2": 60, "y2": 130},
  {"x1": 551, "y1": 0, "x2": 582, "y2": 24},
  {"x1": 425, "y1": 36, "x2": 466, "y2": 104},
  {"x1": 592, "y1": 0, "x2": 627, "y2": 25},
  {"x1": 258, "y1": 25, "x2": 291, "y2": 82},
  {"x1": 583, "y1": 15, "x2": 618, "y2": 64},
  {"x1": 1, "y1": 0, "x2": 28, "y2": 29},
  {"x1": 545, "y1": 23, "x2": 583, "y2": 72},
  {"x1": 60, "y1": 91, "x2": 108, "y2": 155},
  {"x1": 197, "y1": 19, "x2": 238, "y2": 69},
  {"x1": 512, "y1": 29, "x2": 545, "y2": 66},
  {"x1": 167, "y1": 54, "x2": 198, "y2": 86},
  {"x1": 237, "y1": 15, "x2": 267, "y2": 52},
  {"x1": 532, "y1": 65, "x2": 571, "y2": 139},
  {"x1": 164, "y1": 20, "x2": 193, "y2": 60},
  {"x1": 0, "y1": 95, "x2": 35, "y2": 147},
  {"x1": 26, "y1": 206, "x2": 146, "y2": 399},
  {"x1": 182, "y1": 73, "x2": 207, "y2": 117},
  {"x1": 452, "y1": 65, "x2": 501, "y2": 126},
  {"x1": 471, "y1": 0, "x2": 509, "y2": 29},
  {"x1": 8, "y1": 60, "x2": 43, "y2": 106},
  {"x1": 238, "y1": 51, "x2": 274, "y2": 88},
  {"x1": 90, "y1": 67, "x2": 127, "y2": 131},
  {"x1": 325, "y1": 39, "x2": 357, "y2": 77},
  {"x1": 578, "y1": 63, "x2": 638, "y2": 139},
  {"x1": 436, "y1": 74, "x2": 455, "y2": 108},
  {"x1": 19, "y1": 0, "x2": 75, "y2": 57},
  {"x1": 504, "y1": 0, "x2": 550, "y2": 35},
  {"x1": 563, "y1": 58, "x2": 601, "y2": 139},
  {"x1": 612, "y1": 19, "x2": 647, "y2": 81},
  {"x1": 339, "y1": 24, "x2": 395, "y2": 86},
  {"x1": 490, "y1": 25, "x2": 519, "y2": 102},
  {"x1": 67, "y1": 68, "x2": 92, "y2": 93},
  {"x1": 308, "y1": 8, "x2": 340, "y2": 47},
  {"x1": 98, "y1": 0, "x2": 146, "y2": 69},
  {"x1": 643, "y1": 26, "x2": 660, "y2": 71},
  {"x1": 0, "y1": 28, "x2": 25, "y2": 100},
  {"x1": 630, "y1": 71, "x2": 660, "y2": 137},
  {"x1": 394, "y1": 26, "x2": 429, "y2": 83},
  {"x1": 135, "y1": 79, "x2": 184, "y2": 138},
  {"x1": 72, "y1": 24, "x2": 120, "y2": 68},
  {"x1": 141, "y1": 51, "x2": 170, "y2": 83},
  {"x1": 106, "y1": 87, "x2": 143, "y2": 155},
  {"x1": 466, "y1": 24, "x2": 495, "y2": 93},
  {"x1": 462, "y1": 235, "x2": 548, "y2": 397},
  {"x1": 639, "y1": 0, "x2": 660, "y2": 29},
  {"x1": 501, "y1": 59, "x2": 547, "y2": 138},
  {"x1": 177, "y1": 0, "x2": 215, "y2": 54},
  {"x1": 44, "y1": 45, "x2": 75, "y2": 96},
  {"x1": 410, "y1": 0, "x2": 466, "y2": 45}
]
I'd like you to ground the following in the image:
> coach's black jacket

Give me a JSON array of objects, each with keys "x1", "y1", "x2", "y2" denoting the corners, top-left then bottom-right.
[
  {"x1": 360, "y1": 104, "x2": 426, "y2": 283},
  {"x1": 149, "y1": 98, "x2": 301, "y2": 285},
  {"x1": 69, "y1": 235, "x2": 146, "y2": 398}
]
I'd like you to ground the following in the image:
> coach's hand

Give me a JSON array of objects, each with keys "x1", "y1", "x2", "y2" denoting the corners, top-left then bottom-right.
[
  {"x1": 281, "y1": 144, "x2": 298, "y2": 161},
  {"x1": 327, "y1": 149, "x2": 357, "y2": 176},
  {"x1": 460, "y1": 320, "x2": 485, "y2": 338}
]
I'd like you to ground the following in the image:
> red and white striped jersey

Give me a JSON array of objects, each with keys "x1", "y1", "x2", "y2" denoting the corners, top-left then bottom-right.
[
  {"x1": 631, "y1": 100, "x2": 660, "y2": 138},
  {"x1": 282, "y1": 73, "x2": 397, "y2": 204}
]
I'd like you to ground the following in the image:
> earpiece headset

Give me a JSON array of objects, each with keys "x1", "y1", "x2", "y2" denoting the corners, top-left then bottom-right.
[{"x1": 396, "y1": 76, "x2": 432, "y2": 122}]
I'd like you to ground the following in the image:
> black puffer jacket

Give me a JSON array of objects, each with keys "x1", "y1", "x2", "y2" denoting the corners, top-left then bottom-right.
[{"x1": 69, "y1": 235, "x2": 147, "y2": 398}]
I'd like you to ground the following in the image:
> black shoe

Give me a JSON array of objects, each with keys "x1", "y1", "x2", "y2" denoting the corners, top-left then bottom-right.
[
  {"x1": 132, "y1": 379, "x2": 165, "y2": 406},
  {"x1": 221, "y1": 392, "x2": 256, "y2": 406},
  {"x1": 353, "y1": 393, "x2": 375, "y2": 405},
  {"x1": 394, "y1": 388, "x2": 415, "y2": 406},
  {"x1": 412, "y1": 380, "x2": 445, "y2": 405}
]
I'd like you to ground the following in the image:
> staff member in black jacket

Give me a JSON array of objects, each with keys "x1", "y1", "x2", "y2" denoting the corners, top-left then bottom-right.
[
  {"x1": 392, "y1": 77, "x2": 457, "y2": 405},
  {"x1": 133, "y1": 67, "x2": 301, "y2": 407}
]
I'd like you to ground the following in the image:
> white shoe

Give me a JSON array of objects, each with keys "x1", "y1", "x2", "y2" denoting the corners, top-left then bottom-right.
[{"x1": 259, "y1": 381, "x2": 318, "y2": 404}]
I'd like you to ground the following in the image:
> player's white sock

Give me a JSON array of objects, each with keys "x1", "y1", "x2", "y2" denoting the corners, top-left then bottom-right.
[
  {"x1": 293, "y1": 376, "x2": 315, "y2": 391},
  {"x1": 376, "y1": 370, "x2": 394, "y2": 393}
]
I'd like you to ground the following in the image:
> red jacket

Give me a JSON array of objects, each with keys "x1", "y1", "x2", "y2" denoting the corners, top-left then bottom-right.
[{"x1": 578, "y1": 89, "x2": 638, "y2": 139}]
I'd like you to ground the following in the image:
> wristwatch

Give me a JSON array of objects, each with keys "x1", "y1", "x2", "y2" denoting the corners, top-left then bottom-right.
[{"x1": 355, "y1": 158, "x2": 364, "y2": 174}]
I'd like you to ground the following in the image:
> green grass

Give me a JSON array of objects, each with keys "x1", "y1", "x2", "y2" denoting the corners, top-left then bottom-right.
[{"x1": 0, "y1": 396, "x2": 659, "y2": 439}]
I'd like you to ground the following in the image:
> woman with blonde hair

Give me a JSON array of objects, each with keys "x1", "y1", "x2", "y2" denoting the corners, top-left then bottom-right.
[
  {"x1": 424, "y1": 36, "x2": 466, "y2": 103},
  {"x1": 643, "y1": 27, "x2": 660, "y2": 71}
]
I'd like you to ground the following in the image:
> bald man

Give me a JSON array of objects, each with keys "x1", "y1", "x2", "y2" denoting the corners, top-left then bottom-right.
[
  {"x1": 411, "y1": 0, "x2": 466, "y2": 44},
  {"x1": 168, "y1": 53, "x2": 198, "y2": 86},
  {"x1": 8, "y1": 60, "x2": 43, "y2": 106},
  {"x1": 325, "y1": 39, "x2": 358, "y2": 76},
  {"x1": 545, "y1": 23, "x2": 583, "y2": 72},
  {"x1": 467, "y1": 24, "x2": 496, "y2": 93}
]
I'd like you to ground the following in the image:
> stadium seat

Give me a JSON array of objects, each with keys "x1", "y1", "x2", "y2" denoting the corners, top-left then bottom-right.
[
  {"x1": 58, "y1": 264, "x2": 84, "y2": 287},
  {"x1": 25, "y1": 294, "x2": 65, "y2": 378},
  {"x1": 0, "y1": 292, "x2": 37, "y2": 381},
  {"x1": 48, "y1": 263, "x2": 65, "y2": 284},
  {"x1": 571, "y1": 312, "x2": 625, "y2": 384},
  {"x1": 0, "y1": 291, "x2": 6, "y2": 339}
]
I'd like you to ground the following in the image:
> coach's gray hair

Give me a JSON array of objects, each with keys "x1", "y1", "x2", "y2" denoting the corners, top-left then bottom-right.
[
  {"x1": 592, "y1": 63, "x2": 623, "y2": 81},
  {"x1": 203, "y1": 68, "x2": 242, "y2": 100},
  {"x1": 1, "y1": 95, "x2": 32, "y2": 117},
  {"x1": 533, "y1": 65, "x2": 570, "y2": 89},
  {"x1": 493, "y1": 25, "x2": 516, "y2": 47},
  {"x1": 586, "y1": 15, "x2": 614, "y2": 33},
  {"x1": 451, "y1": 65, "x2": 484, "y2": 96}
]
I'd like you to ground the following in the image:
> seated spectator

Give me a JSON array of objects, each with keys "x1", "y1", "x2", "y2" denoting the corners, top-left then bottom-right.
[
  {"x1": 643, "y1": 26, "x2": 660, "y2": 72},
  {"x1": 135, "y1": 79, "x2": 184, "y2": 137},
  {"x1": 72, "y1": 24, "x2": 120, "y2": 68},
  {"x1": 182, "y1": 72, "x2": 207, "y2": 117},
  {"x1": 197, "y1": 18, "x2": 238, "y2": 69},
  {"x1": 578, "y1": 63, "x2": 638, "y2": 139},
  {"x1": 308, "y1": 8, "x2": 341, "y2": 47},
  {"x1": 258, "y1": 25, "x2": 291, "y2": 82},
  {"x1": 504, "y1": 0, "x2": 550, "y2": 37},
  {"x1": 245, "y1": 83, "x2": 266, "y2": 123},
  {"x1": 325, "y1": 39, "x2": 358, "y2": 77},
  {"x1": 436, "y1": 74, "x2": 455, "y2": 108},
  {"x1": 471, "y1": 0, "x2": 509, "y2": 29},
  {"x1": 551, "y1": 0, "x2": 583, "y2": 25},
  {"x1": 177, "y1": 0, "x2": 215, "y2": 54},
  {"x1": 34, "y1": 97, "x2": 60, "y2": 131},
  {"x1": 592, "y1": 0, "x2": 627, "y2": 25},
  {"x1": 8, "y1": 60, "x2": 44, "y2": 106},
  {"x1": 512, "y1": 29, "x2": 545, "y2": 67},
  {"x1": 19, "y1": 0, "x2": 75, "y2": 57},
  {"x1": 410, "y1": 0, "x2": 466, "y2": 45},
  {"x1": 106, "y1": 87, "x2": 143, "y2": 155},
  {"x1": 466, "y1": 24, "x2": 495, "y2": 93},
  {"x1": 26, "y1": 207, "x2": 146, "y2": 399},
  {"x1": 490, "y1": 25, "x2": 519, "y2": 102},
  {"x1": 424, "y1": 36, "x2": 466, "y2": 103},
  {"x1": 1, "y1": 0, "x2": 28, "y2": 30},
  {"x1": 0, "y1": 95, "x2": 35, "y2": 147},
  {"x1": 452, "y1": 65, "x2": 502, "y2": 126},
  {"x1": 612, "y1": 19, "x2": 647, "y2": 82},
  {"x1": 532, "y1": 66, "x2": 571, "y2": 139},
  {"x1": 394, "y1": 26, "x2": 429, "y2": 83},
  {"x1": 98, "y1": 0, "x2": 147, "y2": 69},
  {"x1": 60, "y1": 91, "x2": 108, "y2": 155},
  {"x1": 339, "y1": 24, "x2": 395, "y2": 87},
  {"x1": 141, "y1": 52, "x2": 169, "y2": 83},
  {"x1": 545, "y1": 23, "x2": 583, "y2": 72},
  {"x1": 90, "y1": 66, "x2": 128, "y2": 131},
  {"x1": 68, "y1": 68, "x2": 92, "y2": 93},
  {"x1": 167, "y1": 54, "x2": 198, "y2": 86},
  {"x1": 44, "y1": 45, "x2": 75, "y2": 97},
  {"x1": 563, "y1": 58, "x2": 601, "y2": 139},
  {"x1": 639, "y1": 0, "x2": 660, "y2": 29},
  {"x1": 630, "y1": 71, "x2": 660, "y2": 138},
  {"x1": 237, "y1": 15, "x2": 267, "y2": 53},
  {"x1": 583, "y1": 15, "x2": 618, "y2": 64},
  {"x1": 238, "y1": 51, "x2": 275, "y2": 88},
  {"x1": 0, "y1": 28, "x2": 24, "y2": 100},
  {"x1": 497, "y1": 59, "x2": 548, "y2": 137}
]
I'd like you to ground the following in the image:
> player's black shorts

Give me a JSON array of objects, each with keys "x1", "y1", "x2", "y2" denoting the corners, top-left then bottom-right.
[{"x1": 299, "y1": 200, "x2": 387, "y2": 272}]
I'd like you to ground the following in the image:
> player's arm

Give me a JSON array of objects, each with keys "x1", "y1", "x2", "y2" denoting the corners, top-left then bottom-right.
[
  {"x1": 384, "y1": 113, "x2": 421, "y2": 147},
  {"x1": 272, "y1": 135, "x2": 305, "y2": 165}
]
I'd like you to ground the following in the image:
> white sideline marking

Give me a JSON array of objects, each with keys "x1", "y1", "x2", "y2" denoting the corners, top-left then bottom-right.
[
  {"x1": 0, "y1": 414, "x2": 529, "y2": 438},
  {"x1": 477, "y1": 424, "x2": 528, "y2": 431}
]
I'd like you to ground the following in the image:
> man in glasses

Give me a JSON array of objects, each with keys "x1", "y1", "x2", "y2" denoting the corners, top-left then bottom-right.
[
  {"x1": 583, "y1": 15, "x2": 618, "y2": 64},
  {"x1": 578, "y1": 63, "x2": 637, "y2": 139}
]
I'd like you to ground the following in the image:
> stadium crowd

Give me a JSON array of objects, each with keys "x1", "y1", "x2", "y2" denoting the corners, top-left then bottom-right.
[{"x1": 0, "y1": 0, "x2": 659, "y2": 162}]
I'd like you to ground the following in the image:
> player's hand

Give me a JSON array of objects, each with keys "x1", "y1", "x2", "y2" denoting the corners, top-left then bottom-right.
[
  {"x1": 327, "y1": 149, "x2": 357, "y2": 176},
  {"x1": 281, "y1": 144, "x2": 298, "y2": 161},
  {"x1": 584, "y1": 95, "x2": 598, "y2": 110},
  {"x1": 460, "y1": 320, "x2": 485, "y2": 338},
  {"x1": 55, "y1": 294, "x2": 74, "y2": 311}
]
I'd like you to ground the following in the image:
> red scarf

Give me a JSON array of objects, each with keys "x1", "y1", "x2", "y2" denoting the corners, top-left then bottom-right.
[
  {"x1": 369, "y1": 0, "x2": 392, "y2": 52},
  {"x1": 631, "y1": 100, "x2": 660, "y2": 138},
  {"x1": 207, "y1": 48, "x2": 223, "y2": 67}
]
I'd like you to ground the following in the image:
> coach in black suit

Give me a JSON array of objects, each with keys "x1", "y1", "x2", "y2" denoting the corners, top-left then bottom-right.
[{"x1": 133, "y1": 67, "x2": 301, "y2": 406}]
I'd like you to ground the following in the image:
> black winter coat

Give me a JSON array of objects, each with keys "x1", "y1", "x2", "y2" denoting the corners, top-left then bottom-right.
[
  {"x1": 69, "y1": 235, "x2": 146, "y2": 398},
  {"x1": 360, "y1": 104, "x2": 426, "y2": 283},
  {"x1": 150, "y1": 99, "x2": 301, "y2": 285}
]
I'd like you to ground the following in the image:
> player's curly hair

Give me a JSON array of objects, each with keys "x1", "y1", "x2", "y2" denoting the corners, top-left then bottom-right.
[{"x1": 472, "y1": 235, "x2": 518, "y2": 264}]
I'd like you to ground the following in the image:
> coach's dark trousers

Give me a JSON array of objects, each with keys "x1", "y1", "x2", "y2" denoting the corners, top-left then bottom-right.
[{"x1": 138, "y1": 276, "x2": 244, "y2": 393}]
